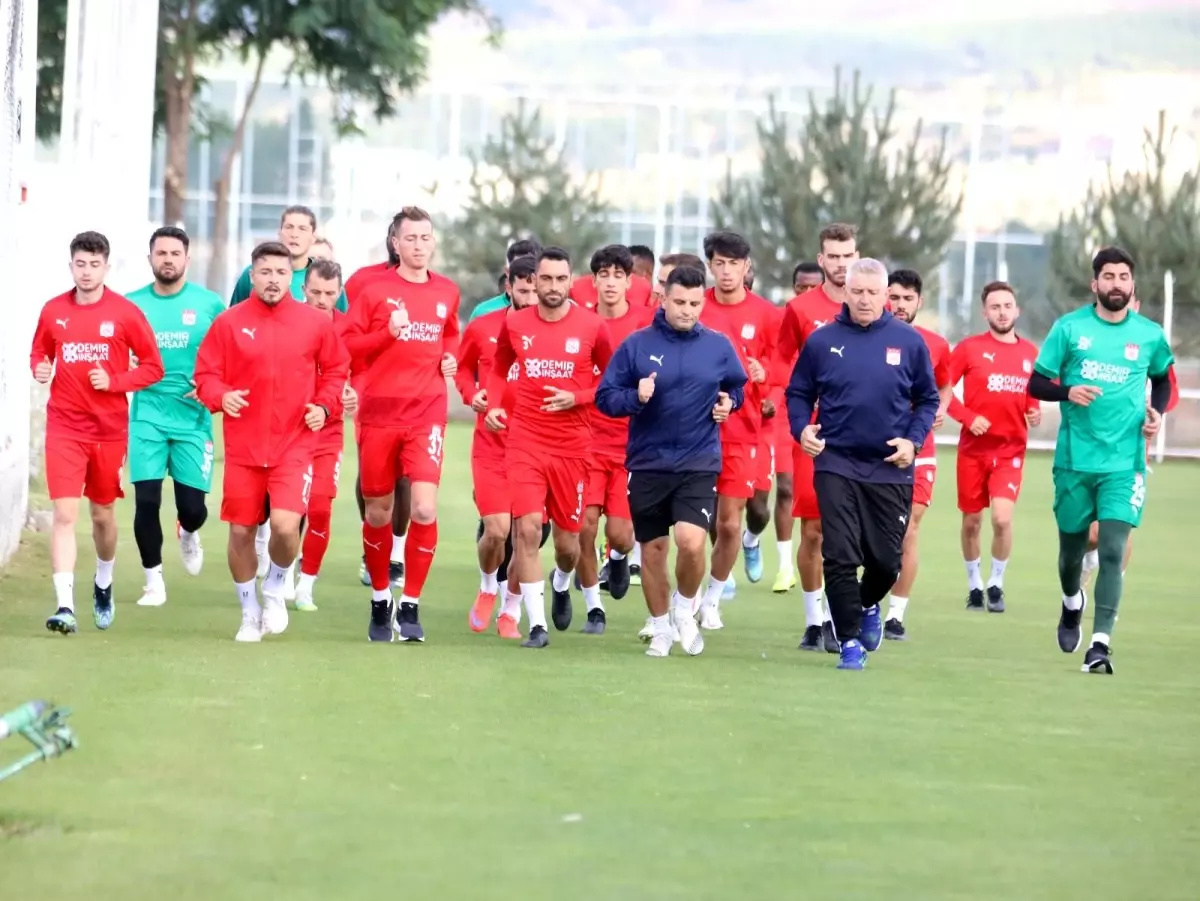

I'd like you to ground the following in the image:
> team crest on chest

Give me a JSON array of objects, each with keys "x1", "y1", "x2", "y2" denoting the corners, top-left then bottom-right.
[
  {"x1": 99, "y1": 321, "x2": 114, "y2": 337},
  {"x1": 1022, "y1": 359, "x2": 1032, "y2": 373},
  {"x1": 741, "y1": 324, "x2": 756, "y2": 340},
  {"x1": 1124, "y1": 343, "x2": 1139, "y2": 361},
  {"x1": 436, "y1": 302, "x2": 447, "y2": 319},
  {"x1": 565, "y1": 338, "x2": 580, "y2": 353},
  {"x1": 182, "y1": 310, "x2": 196, "y2": 326},
  {"x1": 885, "y1": 347, "x2": 901, "y2": 365}
]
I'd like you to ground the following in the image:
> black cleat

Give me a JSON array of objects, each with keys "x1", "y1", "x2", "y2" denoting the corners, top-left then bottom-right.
[
  {"x1": 573, "y1": 571, "x2": 582, "y2": 591},
  {"x1": 966, "y1": 588, "x2": 985, "y2": 611},
  {"x1": 388, "y1": 560, "x2": 405, "y2": 589},
  {"x1": 986, "y1": 585, "x2": 1006, "y2": 613},
  {"x1": 368, "y1": 600, "x2": 394, "y2": 642},
  {"x1": 606, "y1": 556, "x2": 630, "y2": 600},
  {"x1": 629, "y1": 563, "x2": 642, "y2": 586},
  {"x1": 884, "y1": 618, "x2": 907, "y2": 641},
  {"x1": 821, "y1": 621, "x2": 839, "y2": 654},
  {"x1": 1081, "y1": 641, "x2": 1114, "y2": 675},
  {"x1": 522, "y1": 624, "x2": 550, "y2": 648},
  {"x1": 396, "y1": 601, "x2": 424, "y2": 642},
  {"x1": 798, "y1": 624, "x2": 822, "y2": 651},
  {"x1": 551, "y1": 587, "x2": 573, "y2": 631},
  {"x1": 1057, "y1": 590, "x2": 1087, "y2": 653},
  {"x1": 92, "y1": 582, "x2": 114, "y2": 630},
  {"x1": 598, "y1": 561, "x2": 611, "y2": 593},
  {"x1": 581, "y1": 608, "x2": 607, "y2": 634}
]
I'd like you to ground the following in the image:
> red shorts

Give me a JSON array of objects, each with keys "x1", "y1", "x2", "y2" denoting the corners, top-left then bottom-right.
[
  {"x1": 357, "y1": 423, "x2": 445, "y2": 496},
  {"x1": 46, "y1": 438, "x2": 126, "y2": 504},
  {"x1": 585, "y1": 453, "x2": 631, "y2": 520},
  {"x1": 507, "y1": 445, "x2": 586, "y2": 532},
  {"x1": 913, "y1": 462, "x2": 937, "y2": 507},
  {"x1": 754, "y1": 436, "x2": 773, "y2": 493},
  {"x1": 772, "y1": 416, "x2": 794, "y2": 477},
  {"x1": 222, "y1": 458, "x2": 313, "y2": 526},
  {"x1": 717, "y1": 441, "x2": 759, "y2": 499},
  {"x1": 791, "y1": 443, "x2": 820, "y2": 520},
  {"x1": 472, "y1": 450, "x2": 510, "y2": 518},
  {"x1": 957, "y1": 451, "x2": 1025, "y2": 514},
  {"x1": 311, "y1": 447, "x2": 343, "y2": 500}
]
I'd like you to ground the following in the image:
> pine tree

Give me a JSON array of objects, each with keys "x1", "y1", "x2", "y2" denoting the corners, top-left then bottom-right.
[
  {"x1": 440, "y1": 101, "x2": 613, "y2": 312},
  {"x1": 1045, "y1": 111, "x2": 1200, "y2": 351},
  {"x1": 712, "y1": 69, "x2": 962, "y2": 297}
]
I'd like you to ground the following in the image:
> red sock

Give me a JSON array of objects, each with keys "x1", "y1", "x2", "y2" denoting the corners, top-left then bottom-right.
[
  {"x1": 402, "y1": 519, "x2": 438, "y2": 600},
  {"x1": 300, "y1": 502, "x2": 332, "y2": 576},
  {"x1": 363, "y1": 521, "x2": 392, "y2": 591}
]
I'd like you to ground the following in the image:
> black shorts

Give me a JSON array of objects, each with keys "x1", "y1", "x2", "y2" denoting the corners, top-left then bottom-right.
[{"x1": 628, "y1": 470, "x2": 718, "y2": 543}]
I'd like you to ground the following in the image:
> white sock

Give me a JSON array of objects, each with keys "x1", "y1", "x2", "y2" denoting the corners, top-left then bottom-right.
[
  {"x1": 297, "y1": 572, "x2": 317, "y2": 592},
  {"x1": 391, "y1": 532, "x2": 406, "y2": 563},
  {"x1": 1082, "y1": 549, "x2": 1099, "y2": 573},
  {"x1": 144, "y1": 565, "x2": 164, "y2": 591},
  {"x1": 671, "y1": 590, "x2": 692, "y2": 613},
  {"x1": 965, "y1": 558, "x2": 983, "y2": 591},
  {"x1": 583, "y1": 583, "x2": 604, "y2": 612},
  {"x1": 399, "y1": 594, "x2": 418, "y2": 607},
  {"x1": 987, "y1": 558, "x2": 1008, "y2": 588},
  {"x1": 255, "y1": 522, "x2": 270, "y2": 546},
  {"x1": 372, "y1": 587, "x2": 391, "y2": 603},
  {"x1": 888, "y1": 595, "x2": 909, "y2": 623},
  {"x1": 521, "y1": 580, "x2": 547, "y2": 630},
  {"x1": 777, "y1": 540, "x2": 793, "y2": 572},
  {"x1": 821, "y1": 592, "x2": 832, "y2": 624},
  {"x1": 52, "y1": 572, "x2": 75, "y2": 611},
  {"x1": 1063, "y1": 591, "x2": 1084, "y2": 611},
  {"x1": 262, "y1": 562, "x2": 288, "y2": 595},
  {"x1": 652, "y1": 613, "x2": 671, "y2": 636},
  {"x1": 498, "y1": 579, "x2": 507, "y2": 598},
  {"x1": 1091, "y1": 631, "x2": 1111, "y2": 648},
  {"x1": 742, "y1": 528, "x2": 760, "y2": 550},
  {"x1": 94, "y1": 557, "x2": 115, "y2": 590},
  {"x1": 702, "y1": 577, "x2": 725, "y2": 610},
  {"x1": 551, "y1": 567, "x2": 572, "y2": 593},
  {"x1": 802, "y1": 589, "x2": 823, "y2": 627},
  {"x1": 501, "y1": 591, "x2": 522, "y2": 622},
  {"x1": 480, "y1": 568, "x2": 499, "y2": 594},
  {"x1": 630, "y1": 542, "x2": 642, "y2": 567},
  {"x1": 235, "y1": 579, "x2": 260, "y2": 616},
  {"x1": 609, "y1": 548, "x2": 625, "y2": 561}
]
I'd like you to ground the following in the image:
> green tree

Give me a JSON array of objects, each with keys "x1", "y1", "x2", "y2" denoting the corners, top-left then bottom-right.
[
  {"x1": 712, "y1": 68, "x2": 962, "y2": 297},
  {"x1": 439, "y1": 101, "x2": 614, "y2": 311},
  {"x1": 1045, "y1": 111, "x2": 1200, "y2": 351}
]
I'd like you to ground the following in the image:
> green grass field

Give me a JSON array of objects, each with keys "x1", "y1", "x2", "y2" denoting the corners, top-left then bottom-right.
[{"x1": 2, "y1": 423, "x2": 1199, "y2": 900}]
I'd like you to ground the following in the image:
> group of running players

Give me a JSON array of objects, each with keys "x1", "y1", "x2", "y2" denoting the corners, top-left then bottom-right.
[{"x1": 29, "y1": 204, "x2": 1176, "y2": 674}]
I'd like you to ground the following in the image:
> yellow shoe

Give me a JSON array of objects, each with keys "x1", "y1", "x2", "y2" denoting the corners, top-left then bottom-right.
[{"x1": 772, "y1": 570, "x2": 797, "y2": 593}]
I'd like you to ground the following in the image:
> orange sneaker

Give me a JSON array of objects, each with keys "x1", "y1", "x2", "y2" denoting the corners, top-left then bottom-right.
[
  {"x1": 496, "y1": 613, "x2": 521, "y2": 640},
  {"x1": 469, "y1": 591, "x2": 497, "y2": 633}
]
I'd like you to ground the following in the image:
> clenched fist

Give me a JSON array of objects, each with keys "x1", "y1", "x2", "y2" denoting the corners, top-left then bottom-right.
[
  {"x1": 638, "y1": 371, "x2": 657, "y2": 403},
  {"x1": 33, "y1": 356, "x2": 52, "y2": 384}
]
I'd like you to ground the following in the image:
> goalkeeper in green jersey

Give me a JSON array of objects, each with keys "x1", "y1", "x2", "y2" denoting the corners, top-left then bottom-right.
[
  {"x1": 1029, "y1": 247, "x2": 1174, "y2": 675},
  {"x1": 127, "y1": 227, "x2": 227, "y2": 607}
]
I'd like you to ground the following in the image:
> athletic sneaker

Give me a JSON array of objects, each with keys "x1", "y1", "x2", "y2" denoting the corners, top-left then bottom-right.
[
  {"x1": 261, "y1": 591, "x2": 288, "y2": 635},
  {"x1": 629, "y1": 564, "x2": 641, "y2": 586},
  {"x1": 986, "y1": 585, "x2": 1006, "y2": 613},
  {"x1": 638, "y1": 617, "x2": 655, "y2": 642},
  {"x1": 368, "y1": 599, "x2": 394, "y2": 642},
  {"x1": 469, "y1": 591, "x2": 497, "y2": 633},
  {"x1": 496, "y1": 613, "x2": 521, "y2": 640},
  {"x1": 606, "y1": 556, "x2": 631, "y2": 600},
  {"x1": 884, "y1": 618, "x2": 907, "y2": 641},
  {"x1": 137, "y1": 585, "x2": 167, "y2": 607},
  {"x1": 797, "y1": 624, "x2": 822, "y2": 651},
  {"x1": 1057, "y1": 590, "x2": 1087, "y2": 653},
  {"x1": 772, "y1": 569, "x2": 797, "y2": 593},
  {"x1": 674, "y1": 608, "x2": 704, "y2": 656},
  {"x1": 178, "y1": 524, "x2": 203, "y2": 576},
  {"x1": 837, "y1": 638, "x2": 867, "y2": 671},
  {"x1": 821, "y1": 621, "x2": 839, "y2": 654},
  {"x1": 388, "y1": 561, "x2": 405, "y2": 590},
  {"x1": 359, "y1": 556, "x2": 370, "y2": 586},
  {"x1": 235, "y1": 612, "x2": 263, "y2": 642},
  {"x1": 46, "y1": 607, "x2": 77, "y2": 634},
  {"x1": 859, "y1": 605, "x2": 883, "y2": 651},
  {"x1": 965, "y1": 588, "x2": 985, "y2": 611},
  {"x1": 551, "y1": 586, "x2": 573, "y2": 631},
  {"x1": 1081, "y1": 641, "x2": 1114, "y2": 675},
  {"x1": 93, "y1": 582, "x2": 114, "y2": 631},
  {"x1": 522, "y1": 624, "x2": 549, "y2": 648},
  {"x1": 294, "y1": 581, "x2": 318, "y2": 612},
  {"x1": 721, "y1": 576, "x2": 737, "y2": 602},
  {"x1": 582, "y1": 609, "x2": 606, "y2": 634},
  {"x1": 395, "y1": 602, "x2": 424, "y2": 642},
  {"x1": 646, "y1": 633, "x2": 672, "y2": 657},
  {"x1": 699, "y1": 604, "x2": 723, "y2": 631},
  {"x1": 743, "y1": 543, "x2": 764, "y2": 583}
]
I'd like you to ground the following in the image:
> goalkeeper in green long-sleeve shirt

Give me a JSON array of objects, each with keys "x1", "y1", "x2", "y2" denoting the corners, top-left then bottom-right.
[{"x1": 228, "y1": 205, "x2": 347, "y2": 313}]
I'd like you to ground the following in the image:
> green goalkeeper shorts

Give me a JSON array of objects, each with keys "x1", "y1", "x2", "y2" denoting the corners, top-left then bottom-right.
[
  {"x1": 128, "y1": 420, "x2": 215, "y2": 492},
  {"x1": 1052, "y1": 468, "x2": 1146, "y2": 533}
]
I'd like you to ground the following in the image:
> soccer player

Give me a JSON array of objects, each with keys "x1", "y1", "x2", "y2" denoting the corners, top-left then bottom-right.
[
  {"x1": 126, "y1": 226, "x2": 226, "y2": 607},
  {"x1": 628, "y1": 244, "x2": 656, "y2": 282},
  {"x1": 32, "y1": 231, "x2": 165, "y2": 633},
  {"x1": 229, "y1": 206, "x2": 347, "y2": 312},
  {"x1": 483, "y1": 247, "x2": 614, "y2": 649},
  {"x1": 595, "y1": 265, "x2": 747, "y2": 657},
  {"x1": 293, "y1": 259, "x2": 357, "y2": 612},
  {"x1": 793, "y1": 261, "x2": 824, "y2": 295},
  {"x1": 457, "y1": 255, "x2": 539, "y2": 638},
  {"x1": 945, "y1": 281, "x2": 1041, "y2": 615},
  {"x1": 1029, "y1": 247, "x2": 1172, "y2": 674},
  {"x1": 310, "y1": 238, "x2": 334, "y2": 261},
  {"x1": 881, "y1": 269, "x2": 953, "y2": 639},
  {"x1": 469, "y1": 239, "x2": 542, "y2": 322},
  {"x1": 569, "y1": 250, "x2": 654, "y2": 309},
  {"x1": 344, "y1": 206, "x2": 460, "y2": 643},
  {"x1": 693, "y1": 231, "x2": 777, "y2": 628},
  {"x1": 772, "y1": 224, "x2": 857, "y2": 650},
  {"x1": 651, "y1": 252, "x2": 706, "y2": 307},
  {"x1": 577, "y1": 245, "x2": 654, "y2": 632},
  {"x1": 194, "y1": 241, "x2": 348, "y2": 642},
  {"x1": 787, "y1": 258, "x2": 940, "y2": 671}
]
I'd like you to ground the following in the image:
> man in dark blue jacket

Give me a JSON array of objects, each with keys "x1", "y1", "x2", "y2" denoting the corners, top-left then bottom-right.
[
  {"x1": 786, "y1": 258, "x2": 940, "y2": 671},
  {"x1": 596, "y1": 265, "x2": 747, "y2": 659}
]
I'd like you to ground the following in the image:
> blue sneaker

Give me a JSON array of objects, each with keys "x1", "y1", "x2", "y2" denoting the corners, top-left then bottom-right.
[
  {"x1": 743, "y1": 541, "x2": 763, "y2": 583},
  {"x1": 859, "y1": 605, "x2": 882, "y2": 651},
  {"x1": 721, "y1": 575, "x2": 737, "y2": 602},
  {"x1": 838, "y1": 638, "x2": 868, "y2": 670},
  {"x1": 93, "y1": 583, "x2": 114, "y2": 631},
  {"x1": 46, "y1": 607, "x2": 78, "y2": 634}
]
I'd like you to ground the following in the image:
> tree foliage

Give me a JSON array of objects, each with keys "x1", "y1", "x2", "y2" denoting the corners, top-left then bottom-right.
[
  {"x1": 713, "y1": 68, "x2": 962, "y2": 297},
  {"x1": 1045, "y1": 111, "x2": 1200, "y2": 351},
  {"x1": 439, "y1": 101, "x2": 614, "y2": 311}
]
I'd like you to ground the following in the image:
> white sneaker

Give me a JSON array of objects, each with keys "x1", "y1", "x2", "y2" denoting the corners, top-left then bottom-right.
[
  {"x1": 294, "y1": 580, "x2": 317, "y2": 612},
  {"x1": 638, "y1": 617, "x2": 654, "y2": 643},
  {"x1": 235, "y1": 613, "x2": 263, "y2": 642},
  {"x1": 137, "y1": 585, "x2": 167, "y2": 607},
  {"x1": 674, "y1": 607, "x2": 705, "y2": 655},
  {"x1": 646, "y1": 632, "x2": 672, "y2": 657},
  {"x1": 699, "y1": 603, "x2": 724, "y2": 631},
  {"x1": 255, "y1": 542, "x2": 269, "y2": 579},
  {"x1": 178, "y1": 526, "x2": 204, "y2": 576},
  {"x1": 282, "y1": 562, "x2": 297, "y2": 602},
  {"x1": 261, "y1": 592, "x2": 289, "y2": 635}
]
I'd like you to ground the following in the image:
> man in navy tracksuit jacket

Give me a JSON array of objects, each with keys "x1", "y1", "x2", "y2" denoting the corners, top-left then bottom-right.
[
  {"x1": 595, "y1": 265, "x2": 747, "y2": 657},
  {"x1": 786, "y1": 258, "x2": 940, "y2": 670}
]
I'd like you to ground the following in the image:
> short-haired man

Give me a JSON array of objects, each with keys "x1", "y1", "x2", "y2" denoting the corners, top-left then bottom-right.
[{"x1": 469, "y1": 238, "x2": 543, "y2": 322}]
